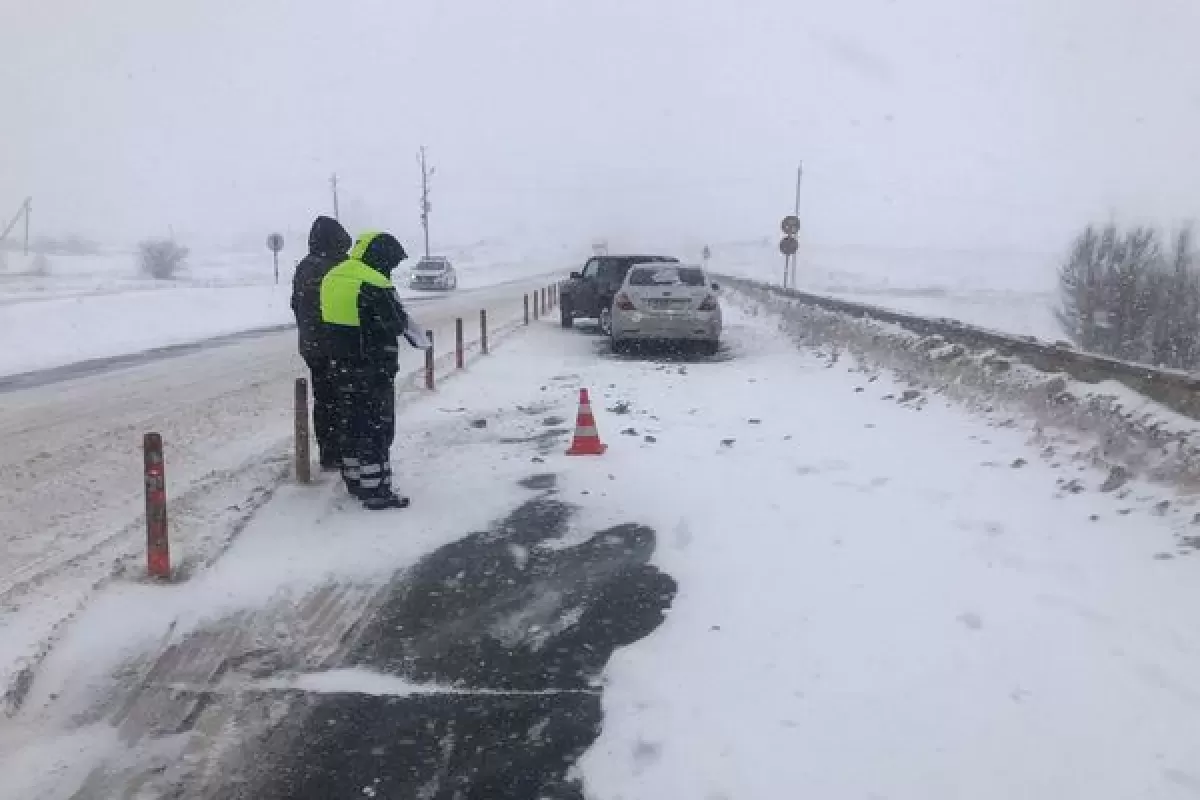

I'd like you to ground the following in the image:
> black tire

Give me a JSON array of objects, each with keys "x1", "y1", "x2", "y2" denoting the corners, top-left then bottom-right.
[
  {"x1": 560, "y1": 303, "x2": 573, "y2": 328},
  {"x1": 702, "y1": 339, "x2": 720, "y2": 357},
  {"x1": 611, "y1": 337, "x2": 628, "y2": 355}
]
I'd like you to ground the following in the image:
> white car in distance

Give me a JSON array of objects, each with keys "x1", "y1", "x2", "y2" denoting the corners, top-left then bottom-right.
[
  {"x1": 408, "y1": 256, "x2": 458, "y2": 290},
  {"x1": 610, "y1": 263, "x2": 722, "y2": 355}
]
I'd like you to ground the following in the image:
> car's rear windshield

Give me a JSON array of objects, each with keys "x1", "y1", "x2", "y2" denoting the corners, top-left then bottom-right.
[
  {"x1": 416, "y1": 261, "x2": 446, "y2": 271},
  {"x1": 629, "y1": 266, "x2": 706, "y2": 286}
]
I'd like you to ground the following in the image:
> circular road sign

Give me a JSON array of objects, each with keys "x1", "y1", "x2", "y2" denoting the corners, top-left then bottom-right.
[
  {"x1": 781, "y1": 215, "x2": 801, "y2": 235},
  {"x1": 266, "y1": 233, "x2": 285, "y2": 253},
  {"x1": 779, "y1": 236, "x2": 799, "y2": 256}
]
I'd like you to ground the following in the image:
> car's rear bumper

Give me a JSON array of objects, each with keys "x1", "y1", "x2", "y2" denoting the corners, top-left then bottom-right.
[{"x1": 611, "y1": 310, "x2": 721, "y2": 341}]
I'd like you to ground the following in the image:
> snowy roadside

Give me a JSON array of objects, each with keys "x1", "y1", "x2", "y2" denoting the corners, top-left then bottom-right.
[
  {"x1": 0, "y1": 277, "x2": 551, "y2": 746},
  {"x1": 568, "y1": 308, "x2": 1200, "y2": 799},
  {"x1": 8, "y1": 291, "x2": 1200, "y2": 797},
  {"x1": 723, "y1": 277, "x2": 1200, "y2": 491},
  {"x1": 0, "y1": 313, "x2": 579, "y2": 797}
]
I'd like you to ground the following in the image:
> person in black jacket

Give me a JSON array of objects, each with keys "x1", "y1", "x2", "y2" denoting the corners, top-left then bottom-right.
[
  {"x1": 290, "y1": 215, "x2": 353, "y2": 470},
  {"x1": 319, "y1": 231, "x2": 411, "y2": 510}
]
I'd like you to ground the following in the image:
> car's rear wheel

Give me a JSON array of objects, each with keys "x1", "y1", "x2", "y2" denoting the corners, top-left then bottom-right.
[
  {"x1": 560, "y1": 302, "x2": 573, "y2": 328},
  {"x1": 701, "y1": 339, "x2": 720, "y2": 356},
  {"x1": 611, "y1": 336, "x2": 628, "y2": 354}
]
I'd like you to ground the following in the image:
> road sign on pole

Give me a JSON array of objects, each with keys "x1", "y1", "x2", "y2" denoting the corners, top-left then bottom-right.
[
  {"x1": 267, "y1": 233, "x2": 285, "y2": 285},
  {"x1": 779, "y1": 236, "x2": 799, "y2": 256},
  {"x1": 781, "y1": 215, "x2": 800, "y2": 236}
]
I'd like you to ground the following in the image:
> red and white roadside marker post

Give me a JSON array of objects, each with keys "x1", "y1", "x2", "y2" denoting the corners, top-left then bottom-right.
[
  {"x1": 524, "y1": 294, "x2": 530, "y2": 325},
  {"x1": 425, "y1": 329, "x2": 436, "y2": 389},
  {"x1": 480, "y1": 309, "x2": 489, "y2": 355},
  {"x1": 144, "y1": 432, "x2": 170, "y2": 580}
]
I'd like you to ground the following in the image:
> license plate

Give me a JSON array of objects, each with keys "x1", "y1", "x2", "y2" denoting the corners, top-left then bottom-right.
[{"x1": 648, "y1": 298, "x2": 690, "y2": 310}]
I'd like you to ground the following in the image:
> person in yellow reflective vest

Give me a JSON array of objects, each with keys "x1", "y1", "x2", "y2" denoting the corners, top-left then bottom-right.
[{"x1": 319, "y1": 231, "x2": 411, "y2": 510}]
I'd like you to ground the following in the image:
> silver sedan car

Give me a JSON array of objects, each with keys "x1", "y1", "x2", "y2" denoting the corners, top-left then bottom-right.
[{"x1": 610, "y1": 263, "x2": 722, "y2": 354}]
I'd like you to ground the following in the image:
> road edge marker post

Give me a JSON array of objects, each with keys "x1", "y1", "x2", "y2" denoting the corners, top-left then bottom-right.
[
  {"x1": 524, "y1": 294, "x2": 530, "y2": 325},
  {"x1": 425, "y1": 329, "x2": 436, "y2": 389},
  {"x1": 480, "y1": 309, "x2": 489, "y2": 355},
  {"x1": 144, "y1": 432, "x2": 170, "y2": 580},
  {"x1": 533, "y1": 290, "x2": 540, "y2": 321},
  {"x1": 295, "y1": 377, "x2": 311, "y2": 484},
  {"x1": 455, "y1": 317, "x2": 465, "y2": 369}
]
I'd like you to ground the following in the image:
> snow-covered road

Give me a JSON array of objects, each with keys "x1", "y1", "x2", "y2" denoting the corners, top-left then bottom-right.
[
  {"x1": 0, "y1": 276, "x2": 555, "y2": 710},
  {"x1": 6, "y1": 286, "x2": 1200, "y2": 799}
]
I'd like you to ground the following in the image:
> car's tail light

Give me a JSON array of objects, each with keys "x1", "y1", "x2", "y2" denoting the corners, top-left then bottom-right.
[
  {"x1": 698, "y1": 294, "x2": 718, "y2": 311},
  {"x1": 615, "y1": 292, "x2": 635, "y2": 311}
]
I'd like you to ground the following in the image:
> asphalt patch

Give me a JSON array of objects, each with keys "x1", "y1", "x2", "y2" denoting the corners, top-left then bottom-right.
[
  {"x1": 518, "y1": 473, "x2": 558, "y2": 490},
  {"x1": 225, "y1": 496, "x2": 676, "y2": 799}
]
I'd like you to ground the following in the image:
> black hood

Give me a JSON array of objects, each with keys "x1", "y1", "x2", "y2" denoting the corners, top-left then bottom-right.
[
  {"x1": 354, "y1": 232, "x2": 408, "y2": 277},
  {"x1": 308, "y1": 216, "x2": 352, "y2": 258}
]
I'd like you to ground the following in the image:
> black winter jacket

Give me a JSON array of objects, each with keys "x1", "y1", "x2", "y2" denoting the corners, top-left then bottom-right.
[{"x1": 291, "y1": 216, "x2": 352, "y2": 362}]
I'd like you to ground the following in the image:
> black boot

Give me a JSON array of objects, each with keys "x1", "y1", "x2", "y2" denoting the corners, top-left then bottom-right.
[{"x1": 363, "y1": 492, "x2": 410, "y2": 511}]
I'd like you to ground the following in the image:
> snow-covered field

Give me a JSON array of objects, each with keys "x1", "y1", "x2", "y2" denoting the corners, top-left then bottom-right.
[
  {"x1": 714, "y1": 241, "x2": 1064, "y2": 341},
  {"x1": 7, "y1": 289, "x2": 1200, "y2": 798},
  {"x1": 0, "y1": 242, "x2": 570, "y2": 377}
]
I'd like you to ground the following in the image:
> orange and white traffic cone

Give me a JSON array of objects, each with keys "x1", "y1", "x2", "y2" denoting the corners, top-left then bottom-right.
[{"x1": 566, "y1": 388, "x2": 607, "y2": 456}]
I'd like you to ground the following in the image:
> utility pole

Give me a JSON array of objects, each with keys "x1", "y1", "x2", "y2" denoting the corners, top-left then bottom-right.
[
  {"x1": 791, "y1": 162, "x2": 803, "y2": 287},
  {"x1": 22, "y1": 197, "x2": 31, "y2": 256},
  {"x1": 330, "y1": 174, "x2": 340, "y2": 222},
  {"x1": 0, "y1": 197, "x2": 31, "y2": 251},
  {"x1": 418, "y1": 146, "x2": 434, "y2": 258}
]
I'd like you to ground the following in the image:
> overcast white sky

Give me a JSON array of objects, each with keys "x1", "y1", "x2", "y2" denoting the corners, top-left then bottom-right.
[{"x1": 3, "y1": 0, "x2": 1199, "y2": 253}]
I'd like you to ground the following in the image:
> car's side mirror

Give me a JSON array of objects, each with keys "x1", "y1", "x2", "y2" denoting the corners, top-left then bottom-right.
[
  {"x1": 711, "y1": 282, "x2": 720, "y2": 291},
  {"x1": 570, "y1": 271, "x2": 582, "y2": 279}
]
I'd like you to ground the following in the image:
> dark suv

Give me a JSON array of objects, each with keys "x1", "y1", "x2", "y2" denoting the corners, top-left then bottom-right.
[{"x1": 559, "y1": 254, "x2": 679, "y2": 333}]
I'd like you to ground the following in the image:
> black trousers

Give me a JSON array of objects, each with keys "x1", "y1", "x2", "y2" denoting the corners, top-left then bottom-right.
[
  {"x1": 332, "y1": 362, "x2": 397, "y2": 501},
  {"x1": 305, "y1": 357, "x2": 340, "y2": 466}
]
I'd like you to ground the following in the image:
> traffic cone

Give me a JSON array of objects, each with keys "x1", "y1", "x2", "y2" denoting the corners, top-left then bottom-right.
[{"x1": 566, "y1": 388, "x2": 607, "y2": 456}]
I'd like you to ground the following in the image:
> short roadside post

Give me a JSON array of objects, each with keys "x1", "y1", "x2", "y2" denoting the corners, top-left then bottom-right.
[
  {"x1": 480, "y1": 309, "x2": 489, "y2": 355},
  {"x1": 455, "y1": 317, "x2": 464, "y2": 369},
  {"x1": 524, "y1": 294, "x2": 530, "y2": 325},
  {"x1": 294, "y1": 377, "x2": 311, "y2": 484},
  {"x1": 425, "y1": 330, "x2": 436, "y2": 389},
  {"x1": 144, "y1": 433, "x2": 170, "y2": 580}
]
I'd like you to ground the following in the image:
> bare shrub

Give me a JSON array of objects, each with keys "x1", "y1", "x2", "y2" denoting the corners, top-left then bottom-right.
[{"x1": 138, "y1": 239, "x2": 188, "y2": 280}]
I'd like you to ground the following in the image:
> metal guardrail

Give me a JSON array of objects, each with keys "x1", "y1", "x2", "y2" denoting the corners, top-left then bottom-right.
[{"x1": 718, "y1": 274, "x2": 1200, "y2": 421}]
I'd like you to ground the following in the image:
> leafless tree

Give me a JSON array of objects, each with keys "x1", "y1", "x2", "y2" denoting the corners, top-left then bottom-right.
[{"x1": 1057, "y1": 224, "x2": 1200, "y2": 369}]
